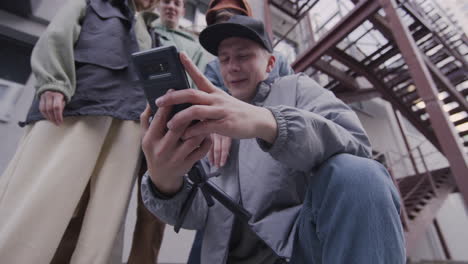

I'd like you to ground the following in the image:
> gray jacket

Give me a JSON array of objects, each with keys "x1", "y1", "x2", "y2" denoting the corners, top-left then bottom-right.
[{"x1": 142, "y1": 74, "x2": 372, "y2": 263}]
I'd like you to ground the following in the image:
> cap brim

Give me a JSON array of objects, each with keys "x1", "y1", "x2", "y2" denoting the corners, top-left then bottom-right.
[{"x1": 199, "y1": 22, "x2": 272, "y2": 56}]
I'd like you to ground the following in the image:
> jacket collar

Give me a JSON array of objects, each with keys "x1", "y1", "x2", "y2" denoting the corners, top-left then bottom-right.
[
  {"x1": 152, "y1": 19, "x2": 196, "y2": 41},
  {"x1": 251, "y1": 78, "x2": 275, "y2": 106},
  {"x1": 141, "y1": 11, "x2": 159, "y2": 27}
]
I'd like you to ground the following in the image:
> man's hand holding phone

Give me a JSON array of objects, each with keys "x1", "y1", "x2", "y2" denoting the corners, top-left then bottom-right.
[
  {"x1": 139, "y1": 52, "x2": 278, "y2": 194},
  {"x1": 140, "y1": 92, "x2": 212, "y2": 195},
  {"x1": 156, "y1": 52, "x2": 278, "y2": 144}
]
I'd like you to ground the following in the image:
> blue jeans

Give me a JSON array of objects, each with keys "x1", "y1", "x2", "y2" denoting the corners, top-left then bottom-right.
[{"x1": 188, "y1": 154, "x2": 406, "y2": 263}]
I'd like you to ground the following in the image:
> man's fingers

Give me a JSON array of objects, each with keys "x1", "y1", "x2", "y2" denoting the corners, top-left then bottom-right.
[
  {"x1": 208, "y1": 147, "x2": 215, "y2": 167},
  {"x1": 167, "y1": 105, "x2": 224, "y2": 131},
  {"x1": 182, "y1": 119, "x2": 226, "y2": 140},
  {"x1": 147, "y1": 90, "x2": 175, "y2": 140},
  {"x1": 213, "y1": 134, "x2": 221, "y2": 168},
  {"x1": 185, "y1": 136, "x2": 212, "y2": 165},
  {"x1": 162, "y1": 120, "x2": 191, "y2": 150},
  {"x1": 220, "y1": 136, "x2": 232, "y2": 167},
  {"x1": 156, "y1": 89, "x2": 213, "y2": 108},
  {"x1": 208, "y1": 134, "x2": 215, "y2": 166},
  {"x1": 140, "y1": 104, "x2": 152, "y2": 136},
  {"x1": 173, "y1": 135, "x2": 207, "y2": 162},
  {"x1": 179, "y1": 52, "x2": 217, "y2": 94},
  {"x1": 148, "y1": 104, "x2": 172, "y2": 140}
]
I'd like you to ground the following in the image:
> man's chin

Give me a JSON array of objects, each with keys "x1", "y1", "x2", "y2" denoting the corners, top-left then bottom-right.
[{"x1": 229, "y1": 80, "x2": 248, "y2": 89}]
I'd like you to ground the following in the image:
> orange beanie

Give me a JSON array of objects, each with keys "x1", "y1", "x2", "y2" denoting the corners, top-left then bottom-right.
[{"x1": 205, "y1": 0, "x2": 253, "y2": 25}]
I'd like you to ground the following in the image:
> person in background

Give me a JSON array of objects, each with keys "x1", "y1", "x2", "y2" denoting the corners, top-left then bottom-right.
[
  {"x1": 0, "y1": 0, "x2": 207, "y2": 263},
  {"x1": 127, "y1": 0, "x2": 211, "y2": 263}
]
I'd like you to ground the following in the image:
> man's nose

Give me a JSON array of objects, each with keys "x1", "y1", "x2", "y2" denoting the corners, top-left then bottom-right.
[
  {"x1": 166, "y1": 1, "x2": 176, "y2": 8},
  {"x1": 227, "y1": 60, "x2": 240, "y2": 72}
]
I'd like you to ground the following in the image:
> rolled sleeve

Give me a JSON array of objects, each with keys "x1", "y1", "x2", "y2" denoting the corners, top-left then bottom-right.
[
  {"x1": 31, "y1": 0, "x2": 87, "y2": 102},
  {"x1": 257, "y1": 75, "x2": 371, "y2": 172},
  {"x1": 141, "y1": 172, "x2": 208, "y2": 230},
  {"x1": 256, "y1": 106, "x2": 288, "y2": 155}
]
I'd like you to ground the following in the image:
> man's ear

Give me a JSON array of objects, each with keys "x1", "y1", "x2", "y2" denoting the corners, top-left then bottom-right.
[{"x1": 266, "y1": 54, "x2": 276, "y2": 73}]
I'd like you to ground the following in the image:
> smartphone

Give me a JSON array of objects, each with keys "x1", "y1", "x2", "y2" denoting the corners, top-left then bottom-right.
[{"x1": 132, "y1": 46, "x2": 191, "y2": 117}]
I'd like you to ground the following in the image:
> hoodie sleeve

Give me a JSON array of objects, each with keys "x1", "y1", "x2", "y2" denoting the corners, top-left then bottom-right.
[
  {"x1": 30, "y1": 0, "x2": 86, "y2": 102},
  {"x1": 141, "y1": 159, "x2": 212, "y2": 230},
  {"x1": 257, "y1": 74, "x2": 372, "y2": 172}
]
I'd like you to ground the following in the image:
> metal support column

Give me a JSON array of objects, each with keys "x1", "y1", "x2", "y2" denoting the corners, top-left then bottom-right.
[
  {"x1": 393, "y1": 109, "x2": 421, "y2": 178},
  {"x1": 378, "y1": 0, "x2": 468, "y2": 205},
  {"x1": 292, "y1": 0, "x2": 380, "y2": 72},
  {"x1": 263, "y1": 0, "x2": 273, "y2": 38}
]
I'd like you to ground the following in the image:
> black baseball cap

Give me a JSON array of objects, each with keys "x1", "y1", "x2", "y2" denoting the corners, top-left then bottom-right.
[{"x1": 199, "y1": 15, "x2": 273, "y2": 56}]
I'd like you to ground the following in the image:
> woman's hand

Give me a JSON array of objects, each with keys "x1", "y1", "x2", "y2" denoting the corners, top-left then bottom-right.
[{"x1": 39, "y1": 91, "x2": 65, "y2": 126}]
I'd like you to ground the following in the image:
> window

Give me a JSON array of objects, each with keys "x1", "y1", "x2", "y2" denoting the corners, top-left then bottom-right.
[
  {"x1": 0, "y1": 80, "x2": 23, "y2": 123},
  {"x1": 0, "y1": 35, "x2": 33, "y2": 84}
]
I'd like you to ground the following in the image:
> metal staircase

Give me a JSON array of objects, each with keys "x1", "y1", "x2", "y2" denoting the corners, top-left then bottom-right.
[
  {"x1": 397, "y1": 166, "x2": 457, "y2": 252},
  {"x1": 268, "y1": 0, "x2": 468, "y2": 256}
]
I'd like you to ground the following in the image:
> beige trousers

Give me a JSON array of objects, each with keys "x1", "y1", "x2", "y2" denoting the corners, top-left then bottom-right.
[{"x1": 0, "y1": 116, "x2": 141, "y2": 264}]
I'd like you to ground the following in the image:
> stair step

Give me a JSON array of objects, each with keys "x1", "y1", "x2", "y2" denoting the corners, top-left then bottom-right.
[
  {"x1": 460, "y1": 129, "x2": 468, "y2": 137},
  {"x1": 453, "y1": 116, "x2": 468, "y2": 126},
  {"x1": 448, "y1": 106, "x2": 463, "y2": 115}
]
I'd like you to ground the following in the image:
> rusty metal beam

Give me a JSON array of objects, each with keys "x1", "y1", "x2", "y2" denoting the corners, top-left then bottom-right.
[
  {"x1": 314, "y1": 59, "x2": 360, "y2": 91},
  {"x1": 263, "y1": 0, "x2": 273, "y2": 38},
  {"x1": 393, "y1": 109, "x2": 421, "y2": 179},
  {"x1": 400, "y1": 2, "x2": 468, "y2": 71},
  {"x1": 269, "y1": 0, "x2": 298, "y2": 19},
  {"x1": 368, "y1": 12, "x2": 468, "y2": 113},
  {"x1": 273, "y1": 2, "x2": 316, "y2": 48},
  {"x1": 328, "y1": 47, "x2": 441, "y2": 150},
  {"x1": 434, "y1": 219, "x2": 452, "y2": 260},
  {"x1": 423, "y1": 55, "x2": 468, "y2": 111},
  {"x1": 292, "y1": 0, "x2": 381, "y2": 72},
  {"x1": 379, "y1": 0, "x2": 468, "y2": 206}
]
